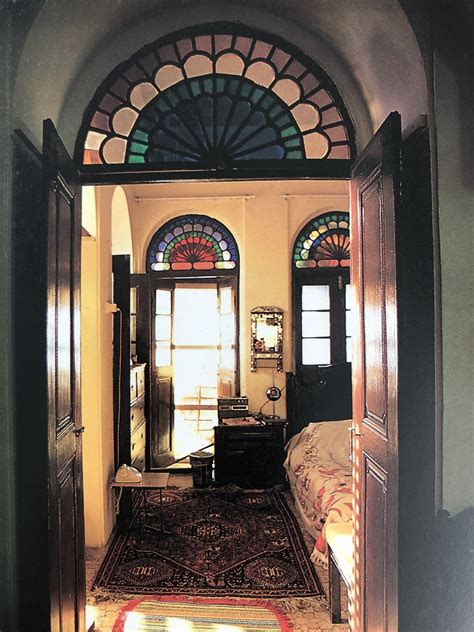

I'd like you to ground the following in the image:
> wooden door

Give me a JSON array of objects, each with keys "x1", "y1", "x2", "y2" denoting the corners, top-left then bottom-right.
[
  {"x1": 351, "y1": 114, "x2": 435, "y2": 631},
  {"x1": 150, "y1": 279, "x2": 175, "y2": 468},
  {"x1": 217, "y1": 276, "x2": 238, "y2": 397},
  {"x1": 44, "y1": 119, "x2": 85, "y2": 632}
]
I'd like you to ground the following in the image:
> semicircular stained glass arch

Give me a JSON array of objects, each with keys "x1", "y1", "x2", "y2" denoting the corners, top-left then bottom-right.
[
  {"x1": 293, "y1": 212, "x2": 350, "y2": 269},
  {"x1": 148, "y1": 215, "x2": 239, "y2": 272},
  {"x1": 78, "y1": 24, "x2": 356, "y2": 167}
]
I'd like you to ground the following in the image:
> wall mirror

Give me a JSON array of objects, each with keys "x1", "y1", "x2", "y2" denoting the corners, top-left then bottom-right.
[{"x1": 251, "y1": 307, "x2": 283, "y2": 372}]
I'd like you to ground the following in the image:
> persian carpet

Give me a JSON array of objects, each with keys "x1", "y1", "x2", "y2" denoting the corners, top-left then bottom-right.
[
  {"x1": 112, "y1": 596, "x2": 293, "y2": 631},
  {"x1": 93, "y1": 487, "x2": 323, "y2": 597}
]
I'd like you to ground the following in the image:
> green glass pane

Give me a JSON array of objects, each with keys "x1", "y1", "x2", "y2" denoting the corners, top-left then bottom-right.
[
  {"x1": 132, "y1": 129, "x2": 149, "y2": 143},
  {"x1": 128, "y1": 154, "x2": 145, "y2": 163},
  {"x1": 240, "y1": 82, "x2": 251, "y2": 98},
  {"x1": 250, "y1": 88, "x2": 265, "y2": 104},
  {"x1": 284, "y1": 138, "x2": 301, "y2": 148},
  {"x1": 282, "y1": 126, "x2": 298, "y2": 138},
  {"x1": 287, "y1": 150, "x2": 303, "y2": 158},
  {"x1": 129, "y1": 142, "x2": 147, "y2": 154},
  {"x1": 191, "y1": 82, "x2": 201, "y2": 96}
]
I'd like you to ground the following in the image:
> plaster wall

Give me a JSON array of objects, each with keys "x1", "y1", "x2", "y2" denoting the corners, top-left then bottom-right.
[
  {"x1": 434, "y1": 44, "x2": 474, "y2": 516},
  {"x1": 13, "y1": 0, "x2": 428, "y2": 155},
  {"x1": 81, "y1": 186, "x2": 130, "y2": 546},
  {"x1": 127, "y1": 179, "x2": 349, "y2": 417},
  {"x1": 111, "y1": 186, "x2": 134, "y2": 270}
]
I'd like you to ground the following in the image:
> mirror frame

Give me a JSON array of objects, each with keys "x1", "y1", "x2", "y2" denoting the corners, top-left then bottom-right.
[{"x1": 250, "y1": 306, "x2": 284, "y2": 372}]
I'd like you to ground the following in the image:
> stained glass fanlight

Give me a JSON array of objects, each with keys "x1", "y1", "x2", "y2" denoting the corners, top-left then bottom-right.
[
  {"x1": 77, "y1": 24, "x2": 356, "y2": 168},
  {"x1": 293, "y1": 212, "x2": 350, "y2": 269},
  {"x1": 148, "y1": 215, "x2": 239, "y2": 272}
]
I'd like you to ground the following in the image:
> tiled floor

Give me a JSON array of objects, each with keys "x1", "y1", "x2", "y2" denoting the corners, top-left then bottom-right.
[{"x1": 86, "y1": 474, "x2": 349, "y2": 632}]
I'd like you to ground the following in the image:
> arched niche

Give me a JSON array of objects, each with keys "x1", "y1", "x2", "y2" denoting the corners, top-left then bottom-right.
[{"x1": 111, "y1": 186, "x2": 134, "y2": 270}]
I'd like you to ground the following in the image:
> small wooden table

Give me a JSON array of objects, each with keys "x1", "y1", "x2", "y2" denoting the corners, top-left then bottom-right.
[{"x1": 111, "y1": 472, "x2": 170, "y2": 533}]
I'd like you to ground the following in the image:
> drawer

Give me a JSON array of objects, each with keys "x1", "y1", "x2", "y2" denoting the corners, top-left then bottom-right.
[
  {"x1": 130, "y1": 397, "x2": 145, "y2": 434},
  {"x1": 131, "y1": 420, "x2": 146, "y2": 464},
  {"x1": 130, "y1": 372, "x2": 138, "y2": 401},
  {"x1": 136, "y1": 367, "x2": 146, "y2": 398}
]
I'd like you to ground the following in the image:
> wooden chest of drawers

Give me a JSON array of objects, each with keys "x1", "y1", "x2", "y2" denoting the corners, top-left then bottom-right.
[
  {"x1": 214, "y1": 422, "x2": 286, "y2": 488},
  {"x1": 130, "y1": 363, "x2": 146, "y2": 471}
]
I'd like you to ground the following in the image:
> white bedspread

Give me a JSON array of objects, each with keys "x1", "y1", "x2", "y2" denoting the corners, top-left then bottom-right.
[{"x1": 284, "y1": 420, "x2": 353, "y2": 564}]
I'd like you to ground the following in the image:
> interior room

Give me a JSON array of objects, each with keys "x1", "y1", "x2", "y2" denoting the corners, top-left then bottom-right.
[{"x1": 2, "y1": 2, "x2": 473, "y2": 632}]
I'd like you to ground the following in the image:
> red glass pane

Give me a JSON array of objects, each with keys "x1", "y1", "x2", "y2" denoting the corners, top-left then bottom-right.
[
  {"x1": 251, "y1": 40, "x2": 272, "y2": 60},
  {"x1": 195, "y1": 35, "x2": 213, "y2": 54},
  {"x1": 158, "y1": 44, "x2": 178, "y2": 63},
  {"x1": 171, "y1": 262, "x2": 193, "y2": 270},
  {"x1": 98, "y1": 93, "x2": 123, "y2": 114},
  {"x1": 193, "y1": 261, "x2": 214, "y2": 270},
  {"x1": 270, "y1": 48, "x2": 291, "y2": 72},
  {"x1": 214, "y1": 34, "x2": 233, "y2": 54},
  {"x1": 285, "y1": 59, "x2": 306, "y2": 78},
  {"x1": 234, "y1": 36, "x2": 252, "y2": 57},
  {"x1": 91, "y1": 111, "x2": 111, "y2": 132},
  {"x1": 176, "y1": 38, "x2": 193, "y2": 59}
]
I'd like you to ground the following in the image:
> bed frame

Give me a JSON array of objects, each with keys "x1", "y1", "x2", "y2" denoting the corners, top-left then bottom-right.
[{"x1": 285, "y1": 363, "x2": 352, "y2": 439}]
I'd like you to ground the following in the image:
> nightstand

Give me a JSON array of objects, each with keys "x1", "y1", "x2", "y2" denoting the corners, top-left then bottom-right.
[{"x1": 214, "y1": 419, "x2": 287, "y2": 488}]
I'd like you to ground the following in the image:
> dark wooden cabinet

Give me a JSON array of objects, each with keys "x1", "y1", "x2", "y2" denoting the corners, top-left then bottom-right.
[{"x1": 214, "y1": 422, "x2": 286, "y2": 488}]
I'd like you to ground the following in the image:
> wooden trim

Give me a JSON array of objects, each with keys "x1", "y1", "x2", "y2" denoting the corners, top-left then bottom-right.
[{"x1": 80, "y1": 161, "x2": 351, "y2": 185}]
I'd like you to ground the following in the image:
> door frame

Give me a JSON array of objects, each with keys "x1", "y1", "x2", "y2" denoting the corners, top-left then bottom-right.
[
  {"x1": 79, "y1": 115, "x2": 441, "y2": 628},
  {"x1": 148, "y1": 273, "x2": 240, "y2": 468}
]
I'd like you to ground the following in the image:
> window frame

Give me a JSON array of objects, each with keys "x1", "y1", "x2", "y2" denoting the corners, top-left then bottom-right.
[{"x1": 293, "y1": 268, "x2": 351, "y2": 378}]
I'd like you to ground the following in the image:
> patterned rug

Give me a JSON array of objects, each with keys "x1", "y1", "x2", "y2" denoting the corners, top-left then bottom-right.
[
  {"x1": 112, "y1": 596, "x2": 293, "y2": 631},
  {"x1": 94, "y1": 487, "x2": 323, "y2": 597}
]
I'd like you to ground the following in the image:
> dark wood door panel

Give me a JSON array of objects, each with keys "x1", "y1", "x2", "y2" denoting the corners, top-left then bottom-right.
[
  {"x1": 360, "y1": 174, "x2": 389, "y2": 435},
  {"x1": 44, "y1": 120, "x2": 85, "y2": 632},
  {"x1": 351, "y1": 113, "x2": 401, "y2": 632},
  {"x1": 364, "y1": 454, "x2": 388, "y2": 632}
]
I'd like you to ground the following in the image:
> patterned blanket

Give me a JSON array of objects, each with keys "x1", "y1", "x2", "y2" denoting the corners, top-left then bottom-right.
[{"x1": 284, "y1": 420, "x2": 353, "y2": 564}]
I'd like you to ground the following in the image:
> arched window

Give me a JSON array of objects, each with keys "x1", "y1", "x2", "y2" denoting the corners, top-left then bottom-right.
[
  {"x1": 147, "y1": 214, "x2": 239, "y2": 273},
  {"x1": 292, "y1": 212, "x2": 352, "y2": 373},
  {"x1": 77, "y1": 24, "x2": 356, "y2": 177}
]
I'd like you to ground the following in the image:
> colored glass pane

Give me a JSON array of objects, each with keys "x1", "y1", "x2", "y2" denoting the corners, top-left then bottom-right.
[
  {"x1": 148, "y1": 215, "x2": 239, "y2": 273},
  {"x1": 78, "y1": 26, "x2": 355, "y2": 166},
  {"x1": 293, "y1": 212, "x2": 350, "y2": 269}
]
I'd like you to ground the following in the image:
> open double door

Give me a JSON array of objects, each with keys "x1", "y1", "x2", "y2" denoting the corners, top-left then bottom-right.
[{"x1": 12, "y1": 113, "x2": 435, "y2": 631}]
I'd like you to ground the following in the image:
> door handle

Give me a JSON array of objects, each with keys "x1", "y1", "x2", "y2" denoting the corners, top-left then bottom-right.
[{"x1": 73, "y1": 426, "x2": 85, "y2": 437}]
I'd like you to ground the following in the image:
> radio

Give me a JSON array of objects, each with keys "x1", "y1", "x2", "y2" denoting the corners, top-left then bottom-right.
[{"x1": 218, "y1": 397, "x2": 249, "y2": 420}]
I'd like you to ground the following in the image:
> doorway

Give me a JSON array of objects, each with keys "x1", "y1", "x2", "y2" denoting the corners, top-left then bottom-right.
[
  {"x1": 173, "y1": 284, "x2": 219, "y2": 457},
  {"x1": 150, "y1": 276, "x2": 239, "y2": 468}
]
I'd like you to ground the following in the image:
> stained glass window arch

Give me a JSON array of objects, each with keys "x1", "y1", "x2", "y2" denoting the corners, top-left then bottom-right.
[
  {"x1": 292, "y1": 211, "x2": 350, "y2": 269},
  {"x1": 77, "y1": 23, "x2": 356, "y2": 171},
  {"x1": 147, "y1": 214, "x2": 239, "y2": 273}
]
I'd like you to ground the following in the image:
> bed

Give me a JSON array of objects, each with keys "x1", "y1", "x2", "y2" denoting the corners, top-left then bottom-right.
[{"x1": 284, "y1": 366, "x2": 353, "y2": 566}]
